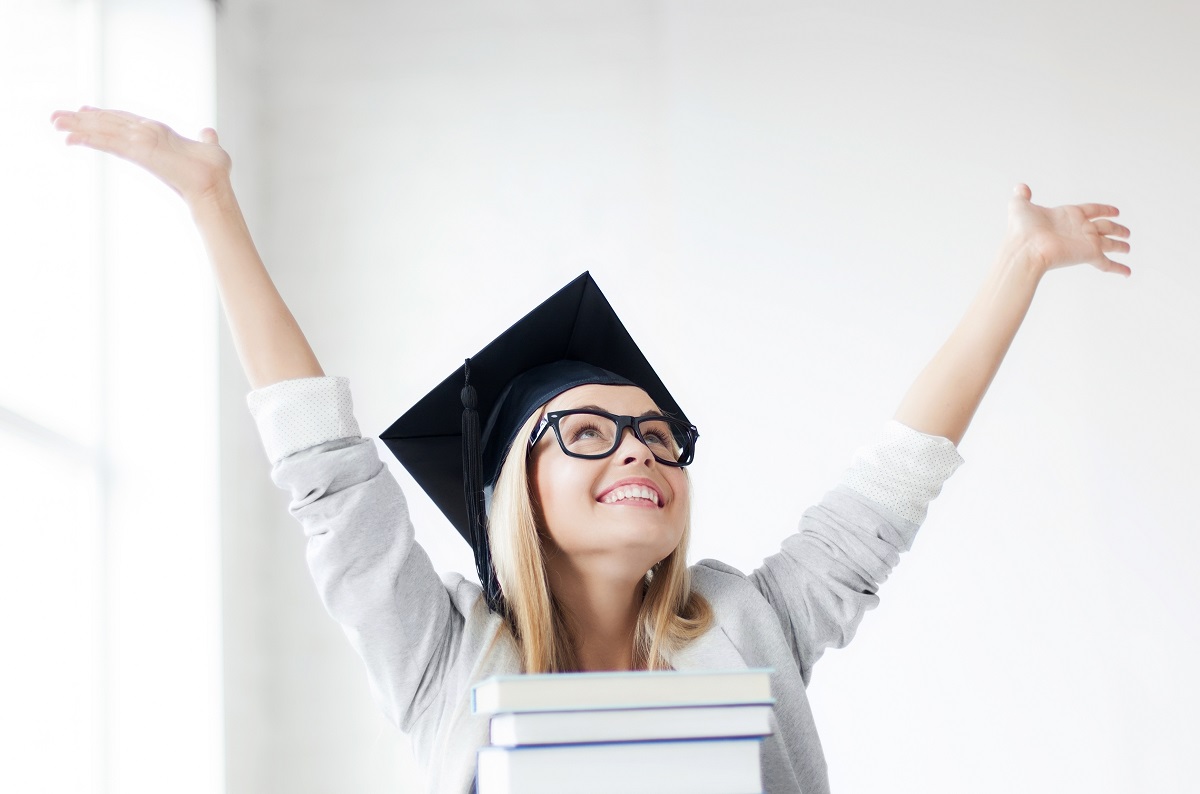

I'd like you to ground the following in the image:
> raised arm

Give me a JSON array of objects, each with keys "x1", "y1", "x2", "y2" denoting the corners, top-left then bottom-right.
[
  {"x1": 50, "y1": 106, "x2": 322, "y2": 389},
  {"x1": 894, "y1": 183, "x2": 1131, "y2": 446}
]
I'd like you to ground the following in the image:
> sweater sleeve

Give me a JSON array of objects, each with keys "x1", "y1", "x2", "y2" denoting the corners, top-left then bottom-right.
[
  {"x1": 747, "y1": 420, "x2": 964, "y2": 684},
  {"x1": 247, "y1": 376, "x2": 466, "y2": 731}
]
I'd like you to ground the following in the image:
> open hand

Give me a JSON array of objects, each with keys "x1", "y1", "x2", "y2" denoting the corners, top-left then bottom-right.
[
  {"x1": 1006, "y1": 183, "x2": 1131, "y2": 278},
  {"x1": 50, "y1": 106, "x2": 232, "y2": 205}
]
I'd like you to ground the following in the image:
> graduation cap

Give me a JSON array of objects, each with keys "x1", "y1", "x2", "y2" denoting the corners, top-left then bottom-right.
[{"x1": 380, "y1": 272, "x2": 692, "y2": 613}]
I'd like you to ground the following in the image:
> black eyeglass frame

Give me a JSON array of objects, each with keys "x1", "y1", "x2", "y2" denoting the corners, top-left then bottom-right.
[{"x1": 528, "y1": 409, "x2": 699, "y2": 467}]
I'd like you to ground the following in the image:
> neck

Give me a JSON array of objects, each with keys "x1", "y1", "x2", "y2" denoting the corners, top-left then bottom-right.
[{"x1": 546, "y1": 554, "x2": 645, "y2": 671}]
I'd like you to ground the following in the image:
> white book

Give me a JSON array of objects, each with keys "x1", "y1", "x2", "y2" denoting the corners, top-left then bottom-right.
[
  {"x1": 490, "y1": 703, "x2": 774, "y2": 746},
  {"x1": 477, "y1": 737, "x2": 763, "y2": 794},
  {"x1": 472, "y1": 668, "x2": 774, "y2": 715}
]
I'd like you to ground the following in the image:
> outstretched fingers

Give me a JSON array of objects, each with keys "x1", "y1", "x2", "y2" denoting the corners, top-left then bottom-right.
[
  {"x1": 1092, "y1": 216, "x2": 1131, "y2": 259},
  {"x1": 1077, "y1": 202, "x2": 1120, "y2": 220},
  {"x1": 54, "y1": 106, "x2": 161, "y2": 137},
  {"x1": 1092, "y1": 216, "x2": 1132, "y2": 275},
  {"x1": 1093, "y1": 219, "x2": 1130, "y2": 238},
  {"x1": 53, "y1": 106, "x2": 132, "y2": 132},
  {"x1": 53, "y1": 106, "x2": 176, "y2": 164},
  {"x1": 1093, "y1": 220, "x2": 1132, "y2": 277},
  {"x1": 1095, "y1": 254, "x2": 1132, "y2": 277},
  {"x1": 55, "y1": 115, "x2": 143, "y2": 160},
  {"x1": 1099, "y1": 236, "x2": 1131, "y2": 254}
]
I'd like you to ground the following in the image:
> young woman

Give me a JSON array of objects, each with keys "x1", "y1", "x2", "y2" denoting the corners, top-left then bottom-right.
[{"x1": 52, "y1": 107, "x2": 1131, "y2": 793}]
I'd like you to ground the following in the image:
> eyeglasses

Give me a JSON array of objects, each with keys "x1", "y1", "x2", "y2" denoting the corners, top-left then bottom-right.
[{"x1": 529, "y1": 409, "x2": 699, "y2": 467}]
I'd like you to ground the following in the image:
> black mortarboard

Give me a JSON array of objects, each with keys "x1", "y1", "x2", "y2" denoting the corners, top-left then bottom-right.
[{"x1": 380, "y1": 272, "x2": 691, "y2": 613}]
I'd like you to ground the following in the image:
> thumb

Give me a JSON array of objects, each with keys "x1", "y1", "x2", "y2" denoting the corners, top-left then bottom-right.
[
  {"x1": 1012, "y1": 182, "x2": 1032, "y2": 201},
  {"x1": 200, "y1": 127, "x2": 219, "y2": 145}
]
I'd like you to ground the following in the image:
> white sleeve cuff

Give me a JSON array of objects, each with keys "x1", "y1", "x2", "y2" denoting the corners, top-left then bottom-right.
[
  {"x1": 245, "y1": 376, "x2": 362, "y2": 465},
  {"x1": 841, "y1": 419, "x2": 965, "y2": 525}
]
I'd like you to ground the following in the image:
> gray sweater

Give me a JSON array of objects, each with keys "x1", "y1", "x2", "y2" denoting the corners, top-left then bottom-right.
[{"x1": 248, "y1": 377, "x2": 964, "y2": 793}]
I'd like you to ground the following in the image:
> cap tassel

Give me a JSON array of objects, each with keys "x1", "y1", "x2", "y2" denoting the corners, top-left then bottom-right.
[{"x1": 461, "y1": 359, "x2": 504, "y2": 613}]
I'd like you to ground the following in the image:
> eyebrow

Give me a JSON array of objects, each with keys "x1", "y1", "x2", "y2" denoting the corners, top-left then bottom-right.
[{"x1": 573, "y1": 404, "x2": 666, "y2": 419}]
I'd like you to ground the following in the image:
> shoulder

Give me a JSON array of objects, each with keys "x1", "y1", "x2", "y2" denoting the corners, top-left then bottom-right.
[
  {"x1": 441, "y1": 571, "x2": 505, "y2": 636},
  {"x1": 691, "y1": 558, "x2": 748, "y2": 585},
  {"x1": 420, "y1": 572, "x2": 516, "y2": 707},
  {"x1": 689, "y1": 559, "x2": 769, "y2": 612},
  {"x1": 687, "y1": 559, "x2": 796, "y2": 666}
]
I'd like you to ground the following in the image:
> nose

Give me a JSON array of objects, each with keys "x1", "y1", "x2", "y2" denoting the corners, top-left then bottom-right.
[{"x1": 614, "y1": 425, "x2": 655, "y2": 466}]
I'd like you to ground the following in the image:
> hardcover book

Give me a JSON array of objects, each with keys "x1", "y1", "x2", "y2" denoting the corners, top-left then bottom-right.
[
  {"x1": 472, "y1": 668, "x2": 774, "y2": 715},
  {"x1": 477, "y1": 737, "x2": 764, "y2": 794}
]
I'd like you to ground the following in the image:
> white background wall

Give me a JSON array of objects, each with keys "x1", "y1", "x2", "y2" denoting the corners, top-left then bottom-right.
[{"x1": 214, "y1": 1, "x2": 1199, "y2": 791}]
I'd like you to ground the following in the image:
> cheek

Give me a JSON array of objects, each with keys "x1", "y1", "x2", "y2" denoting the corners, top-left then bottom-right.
[
  {"x1": 665, "y1": 470, "x2": 690, "y2": 516},
  {"x1": 531, "y1": 456, "x2": 593, "y2": 537}
]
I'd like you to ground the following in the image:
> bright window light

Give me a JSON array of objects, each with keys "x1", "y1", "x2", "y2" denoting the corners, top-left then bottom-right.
[{"x1": 0, "y1": 1, "x2": 220, "y2": 791}]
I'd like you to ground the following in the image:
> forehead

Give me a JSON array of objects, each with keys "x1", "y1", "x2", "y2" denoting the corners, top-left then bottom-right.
[{"x1": 544, "y1": 383, "x2": 660, "y2": 415}]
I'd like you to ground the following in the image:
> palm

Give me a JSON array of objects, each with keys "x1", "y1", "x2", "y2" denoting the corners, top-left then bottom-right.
[{"x1": 1006, "y1": 183, "x2": 1131, "y2": 277}]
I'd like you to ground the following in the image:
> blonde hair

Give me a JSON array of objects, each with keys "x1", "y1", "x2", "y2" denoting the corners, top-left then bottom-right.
[{"x1": 488, "y1": 408, "x2": 712, "y2": 673}]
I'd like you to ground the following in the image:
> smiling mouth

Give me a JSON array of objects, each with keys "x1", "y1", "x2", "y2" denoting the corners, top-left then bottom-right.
[{"x1": 599, "y1": 485, "x2": 662, "y2": 508}]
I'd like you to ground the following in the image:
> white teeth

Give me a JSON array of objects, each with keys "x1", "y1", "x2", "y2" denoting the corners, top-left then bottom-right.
[{"x1": 602, "y1": 485, "x2": 660, "y2": 506}]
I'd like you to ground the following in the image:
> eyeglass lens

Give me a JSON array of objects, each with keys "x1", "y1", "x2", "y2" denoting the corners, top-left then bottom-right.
[{"x1": 555, "y1": 412, "x2": 687, "y2": 462}]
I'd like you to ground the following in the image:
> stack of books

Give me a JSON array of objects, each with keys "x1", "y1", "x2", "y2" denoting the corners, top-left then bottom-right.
[{"x1": 472, "y1": 669, "x2": 775, "y2": 794}]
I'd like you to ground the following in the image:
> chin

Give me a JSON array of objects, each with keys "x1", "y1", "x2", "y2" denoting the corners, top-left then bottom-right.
[{"x1": 605, "y1": 519, "x2": 684, "y2": 566}]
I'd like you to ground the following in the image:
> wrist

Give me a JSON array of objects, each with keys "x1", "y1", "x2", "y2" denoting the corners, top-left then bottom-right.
[
  {"x1": 186, "y1": 176, "x2": 239, "y2": 220},
  {"x1": 995, "y1": 239, "x2": 1048, "y2": 285}
]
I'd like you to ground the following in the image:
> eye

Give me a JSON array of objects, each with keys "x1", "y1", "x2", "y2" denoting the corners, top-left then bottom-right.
[
  {"x1": 638, "y1": 421, "x2": 674, "y2": 448},
  {"x1": 568, "y1": 421, "x2": 605, "y2": 443}
]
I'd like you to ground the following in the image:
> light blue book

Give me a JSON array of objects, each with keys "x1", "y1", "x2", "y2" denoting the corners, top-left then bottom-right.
[
  {"x1": 490, "y1": 703, "x2": 774, "y2": 746},
  {"x1": 471, "y1": 668, "x2": 775, "y2": 715}
]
